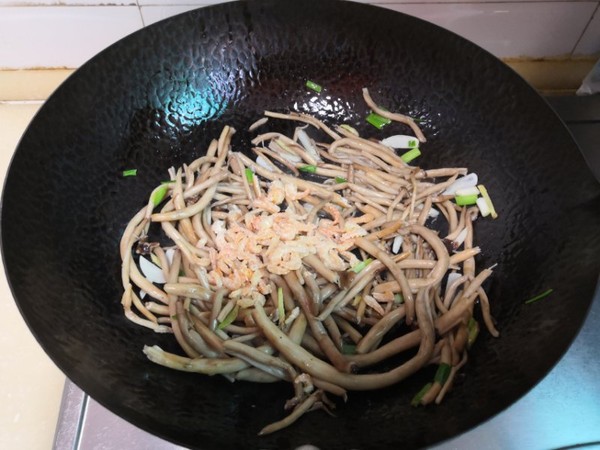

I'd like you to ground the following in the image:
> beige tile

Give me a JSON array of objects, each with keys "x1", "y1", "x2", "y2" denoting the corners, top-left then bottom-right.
[
  {"x1": 504, "y1": 57, "x2": 597, "y2": 94},
  {"x1": 380, "y1": 2, "x2": 598, "y2": 58},
  {"x1": 0, "y1": 102, "x2": 65, "y2": 450},
  {"x1": 0, "y1": 69, "x2": 74, "y2": 101},
  {"x1": 0, "y1": 6, "x2": 143, "y2": 69}
]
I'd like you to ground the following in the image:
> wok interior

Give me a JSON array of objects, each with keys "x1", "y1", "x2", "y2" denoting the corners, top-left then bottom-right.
[{"x1": 2, "y1": 1, "x2": 599, "y2": 449}]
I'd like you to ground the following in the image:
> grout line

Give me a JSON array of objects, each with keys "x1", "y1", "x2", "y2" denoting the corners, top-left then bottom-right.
[
  {"x1": 570, "y1": 2, "x2": 599, "y2": 56},
  {"x1": 73, "y1": 394, "x2": 90, "y2": 450},
  {"x1": 135, "y1": 0, "x2": 146, "y2": 27}
]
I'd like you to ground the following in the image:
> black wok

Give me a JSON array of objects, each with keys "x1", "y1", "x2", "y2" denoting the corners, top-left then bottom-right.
[{"x1": 2, "y1": 1, "x2": 599, "y2": 449}]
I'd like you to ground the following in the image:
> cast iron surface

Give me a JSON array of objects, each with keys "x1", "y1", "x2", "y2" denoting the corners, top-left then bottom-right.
[{"x1": 2, "y1": 1, "x2": 599, "y2": 449}]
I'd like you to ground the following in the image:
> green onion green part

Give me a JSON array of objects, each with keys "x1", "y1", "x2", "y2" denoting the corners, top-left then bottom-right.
[
  {"x1": 122, "y1": 169, "x2": 137, "y2": 177},
  {"x1": 341, "y1": 343, "x2": 357, "y2": 355},
  {"x1": 245, "y1": 168, "x2": 254, "y2": 183},
  {"x1": 467, "y1": 317, "x2": 479, "y2": 348},
  {"x1": 306, "y1": 80, "x2": 322, "y2": 93},
  {"x1": 334, "y1": 176, "x2": 347, "y2": 184},
  {"x1": 299, "y1": 165, "x2": 317, "y2": 173},
  {"x1": 434, "y1": 363, "x2": 452, "y2": 385},
  {"x1": 400, "y1": 148, "x2": 422, "y2": 164},
  {"x1": 171, "y1": 314, "x2": 178, "y2": 320},
  {"x1": 366, "y1": 112, "x2": 391, "y2": 129},
  {"x1": 524, "y1": 288, "x2": 554, "y2": 305},
  {"x1": 394, "y1": 293, "x2": 404, "y2": 304},
  {"x1": 408, "y1": 139, "x2": 418, "y2": 148},
  {"x1": 350, "y1": 258, "x2": 372, "y2": 273},
  {"x1": 411, "y1": 383, "x2": 432, "y2": 407},
  {"x1": 217, "y1": 305, "x2": 239, "y2": 330},
  {"x1": 277, "y1": 287, "x2": 285, "y2": 325},
  {"x1": 455, "y1": 194, "x2": 479, "y2": 206},
  {"x1": 151, "y1": 184, "x2": 170, "y2": 206}
]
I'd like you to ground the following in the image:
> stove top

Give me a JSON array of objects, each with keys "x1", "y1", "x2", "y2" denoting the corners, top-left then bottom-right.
[{"x1": 52, "y1": 95, "x2": 600, "y2": 450}]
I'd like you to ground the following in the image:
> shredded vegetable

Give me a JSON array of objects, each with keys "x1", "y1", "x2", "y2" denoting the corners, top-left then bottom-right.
[{"x1": 120, "y1": 88, "x2": 500, "y2": 436}]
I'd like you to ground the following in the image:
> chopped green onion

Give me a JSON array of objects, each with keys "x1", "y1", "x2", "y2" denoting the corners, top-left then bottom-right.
[
  {"x1": 525, "y1": 288, "x2": 554, "y2": 305},
  {"x1": 277, "y1": 287, "x2": 285, "y2": 326},
  {"x1": 467, "y1": 317, "x2": 479, "y2": 348},
  {"x1": 161, "y1": 180, "x2": 176, "y2": 184},
  {"x1": 400, "y1": 148, "x2": 421, "y2": 164},
  {"x1": 394, "y1": 293, "x2": 404, "y2": 304},
  {"x1": 408, "y1": 139, "x2": 418, "y2": 148},
  {"x1": 217, "y1": 305, "x2": 239, "y2": 330},
  {"x1": 299, "y1": 165, "x2": 317, "y2": 173},
  {"x1": 366, "y1": 112, "x2": 391, "y2": 129},
  {"x1": 411, "y1": 383, "x2": 432, "y2": 407},
  {"x1": 341, "y1": 343, "x2": 357, "y2": 355},
  {"x1": 350, "y1": 258, "x2": 372, "y2": 273},
  {"x1": 334, "y1": 176, "x2": 347, "y2": 184},
  {"x1": 150, "y1": 183, "x2": 170, "y2": 206},
  {"x1": 434, "y1": 363, "x2": 452, "y2": 385},
  {"x1": 122, "y1": 169, "x2": 137, "y2": 177},
  {"x1": 306, "y1": 80, "x2": 322, "y2": 93},
  {"x1": 171, "y1": 314, "x2": 178, "y2": 320},
  {"x1": 477, "y1": 184, "x2": 498, "y2": 219},
  {"x1": 245, "y1": 168, "x2": 254, "y2": 183},
  {"x1": 455, "y1": 194, "x2": 479, "y2": 206}
]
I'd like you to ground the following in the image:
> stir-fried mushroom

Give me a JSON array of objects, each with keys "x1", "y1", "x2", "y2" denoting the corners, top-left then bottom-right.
[{"x1": 119, "y1": 92, "x2": 498, "y2": 435}]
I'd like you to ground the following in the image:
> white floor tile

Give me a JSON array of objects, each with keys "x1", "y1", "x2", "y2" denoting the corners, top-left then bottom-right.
[
  {"x1": 141, "y1": 4, "x2": 203, "y2": 26},
  {"x1": 138, "y1": 0, "x2": 230, "y2": 7},
  {"x1": 0, "y1": 6, "x2": 144, "y2": 69},
  {"x1": 381, "y1": 2, "x2": 598, "y2": 58}
]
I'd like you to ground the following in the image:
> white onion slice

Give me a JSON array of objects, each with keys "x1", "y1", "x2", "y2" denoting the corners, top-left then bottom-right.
[
  {"x1": 476, "y1": 197, "x2": 491, "y2": 217},
  {"x1": 279, "y1": 152, "x2": 302, "y2": 163},
  {"x1": 165, "y1": 248, "x2": 175, "y2": 266},
  {"x1": 139, "y1": 289, "x2": 147, "y2": 299},
  {"x1": 380, "y1": 135, "x2": 419, "y2": 149},
  {"x1": 452, "y1": 227, "x2": 469, "y2": 249},
  {"x1": 428, "y1": 207, "x2": 440, "y2": 218},
  {"x1": 256, "y1": 155, "x2": 276, "y2": 170},
  {"x1": 445, "y1": 271, "x2": 462, "y2": 297},
  {"x1": 442, "y1": 173, "x2": 478, "y2": 195},
  {"x1": 296, "y1": 129, "x2": 321, "y2": 161},
  {"x1": 392, "y1": 235, "x2": 403, "y2": 254},
  {"x1": 455, "y1": 186, "x2": 480, "y2": 197},
  {"x1": 139, "y1": 255, "x2": 166, "y2": 284}
]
